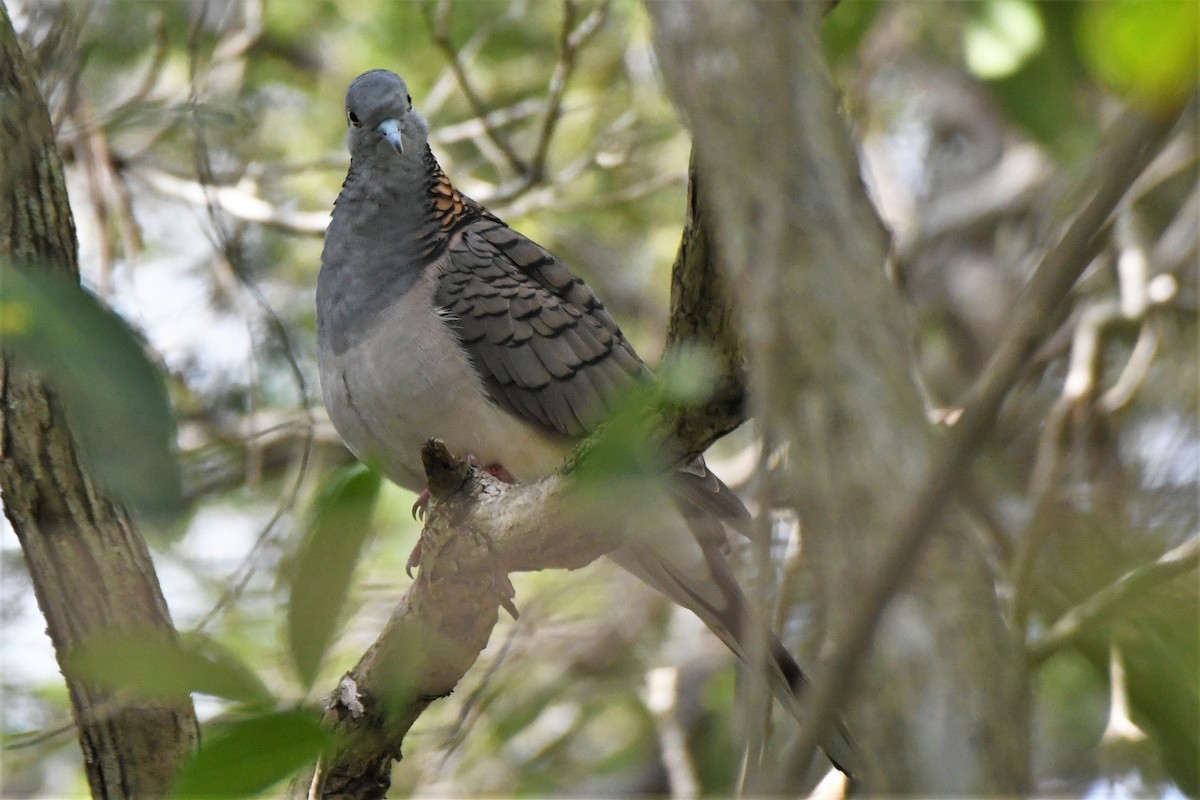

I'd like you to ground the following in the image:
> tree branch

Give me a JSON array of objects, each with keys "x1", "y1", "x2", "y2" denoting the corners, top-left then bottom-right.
[
  {"x1": 306, "y1": 441, "x2": 630, "y2": 799},
  {"x1": 791, "y1": 101, "x2": 1188, "y2": 782},
  {"x1": 662, "y1": 153, "x2": 746, "y2": 459},
  {"x1": 1, "y1": 6, "x2": 198, "y2": 796},
  {"x1": 1026, "y1": 535, "x2": 1199, "y2": 665},
  {"x1": 646, "y1": 1, "x2": 1029, "y2": 792},
  {"x1": 134, "y1": 166, "x2": 331, "y2": 235},
  {"x1": 526, "y1": 0, "x2": 609, "y2": 184}
]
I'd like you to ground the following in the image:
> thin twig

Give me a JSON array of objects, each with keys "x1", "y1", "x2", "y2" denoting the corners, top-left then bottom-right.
[
  {"x1": 73, "y1": 97, "x2": 145, "y2": 299},
  {"x1": 121, "y1": 10, "x2": 171, "y2": 110},
  {"x1": 422, "y1": 0, "x2": 523, "y2": 116},
  {"x1": 1026, "y1": 535, "x2": 1199, "y2": 664},
  {"x1": 183, "y1": 28, "x2": 316, "y2": 635},
  {"x1": 71, "y1": 112, "x2": 114, "y2": 295},
  {"x1": 527, "y1": 1, "x2": 609, "y2": 183},
  {"x1": 426, "y1": 0, "x2": 527, "y2": 175},
  {"x1": 432, "y1": 97, "x2": 545, "y2": 145},
  {"x1": 644, "y1": 666, "x2": 699, "y2": 800},
  {"x1": 210, "y1": 0, "x2": 262, "y2": 64},
  {"x1": 489, "y1": 107, "x2": 637, "y2": 210},
  {"x1": 1008, "y1": 392, "x2": 1078, "y2": 624},
  {"x1": 1152, "y1": 183, "x2": 1199, "y2": 274},
  {"x1": 1100, "y1": 642, "x2": 1146, "y2": 745},
  {"x1": 2, "y1": 720, "x2": 76, "y2": 750},
  {"x1": 45, "y1": 1, "x2": 93, "y2": 134},
  {"x1": 1099, "y1": 321, "x2": 1161, "y2": 413},
  {"x1": 1126, "y1": 126, "x2": 1199, "y2": 204},
  {"x1": 558, "y1": 170, "x2": 686, "y2": 212},
  {"x1": 134, "y1": 167, "x2": 330, "y2": 235}
]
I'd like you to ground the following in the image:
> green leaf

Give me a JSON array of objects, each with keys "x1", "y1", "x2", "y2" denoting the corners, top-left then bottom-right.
[
  {"x1": 965, "y1": 0, "x2": 1045, "y2": 80},
  {"x1": 172, "y1": 709, "x2": 330, "y2": 798},
  {"x1": 0, "y1": 264, "x2": 183, "y2": 520},
  {"x1": 67, "y1": 629, "x2": 273, "y2": 704},
  {"x1": 986, "y1": 2, "x2": 1097, "y2": 158},
  {"x1": 823, "y1": 0, "x2": 882, "y2": 67},
  {"x1": 572, "y1": 379, "x2": 661, "y2": 489},
  {"x1": 287, "y1": 464, "x2": 382, "y2": 689},
  {"x1": 572, "y1": 347, "x2": 718, "y2": 499},
  {"x1": 1079, "y1": 0, "x2": 1198, "y2": 112},
  {"x1": 656, "y1": 346, "x2": 719, "y2": 407}
]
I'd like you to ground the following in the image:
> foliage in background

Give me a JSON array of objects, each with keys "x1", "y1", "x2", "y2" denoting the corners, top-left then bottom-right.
[{"x1": 2, "y1": 0, "x2": 1195, "y2": 796}]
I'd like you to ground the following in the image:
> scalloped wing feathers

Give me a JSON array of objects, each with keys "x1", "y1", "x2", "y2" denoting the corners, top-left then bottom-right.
[{"x1": 434, "y1": 217, "x2": 649, "y2": 438}]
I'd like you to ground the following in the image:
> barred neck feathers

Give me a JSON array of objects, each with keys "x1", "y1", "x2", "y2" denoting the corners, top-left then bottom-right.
[
  {"x1": 332, "y1": 146, "x2": 479, "y2": 254},
  {"x1": 425, "y1": 150, "x2": 476, "y2": 230}
]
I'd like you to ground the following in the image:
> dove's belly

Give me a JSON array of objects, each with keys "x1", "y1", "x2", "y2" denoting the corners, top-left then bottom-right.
[{"x1": 318, "y1": 266, "x2": 569, "y2": 493}]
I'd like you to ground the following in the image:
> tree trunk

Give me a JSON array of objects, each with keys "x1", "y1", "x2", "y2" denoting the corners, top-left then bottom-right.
[
  {"x1": 646, "y1": 2, "x2": 1030, "y2": 793},
  {"x1": 0, "y1": 5, "x2": 198, "y2": 797}
]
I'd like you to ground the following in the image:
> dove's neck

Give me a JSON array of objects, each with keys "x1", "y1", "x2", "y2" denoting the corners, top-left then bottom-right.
[
  {"x1": 339, "y1": 146, "x2": 478, "y2": 256},
  {"x1": 318, "y1": 146, "x2": 477, "y2": 354}
]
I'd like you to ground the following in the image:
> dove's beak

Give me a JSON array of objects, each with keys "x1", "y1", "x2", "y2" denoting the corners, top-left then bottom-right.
[{"x1": 378, "y1": 118, "x2": 404, "y2": 154}]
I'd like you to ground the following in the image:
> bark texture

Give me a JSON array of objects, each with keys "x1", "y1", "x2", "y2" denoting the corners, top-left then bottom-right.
[
  {"x1": 645, "y1": 2, "x2": 1029, "y2": 793},
  {"x1": 306, "y1": 441, "x2": 632, "y2": 799},
  {"x1": 663, "y1": 153, "x2": 747, "y2": 457},
  {"x1": 1, "y1": 5, "x2": 198, "y2": 797}
]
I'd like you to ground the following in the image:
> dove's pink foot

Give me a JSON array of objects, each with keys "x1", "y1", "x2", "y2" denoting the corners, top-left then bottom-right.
[
  {"x1": 407, "y1": 489, "x2": 431, "y2": 577},
  {"x1": 467, "y1": 455, "x2": 516, "y2": 484},
  {"x1": 485, "y1": 463, "x2": 516, "y2": 483}
]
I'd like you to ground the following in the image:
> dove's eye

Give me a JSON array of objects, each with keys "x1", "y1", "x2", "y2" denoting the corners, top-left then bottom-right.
[
  {"x1": 347, "y1": 110, "x2": 362, "y2": 128},
  {"x1": 406, "y1": 93, "x2": 412, "y2": 109}
]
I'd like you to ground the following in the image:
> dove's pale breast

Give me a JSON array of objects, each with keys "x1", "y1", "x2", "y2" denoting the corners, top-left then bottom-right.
[{"x1": 318, "y1": 260, "x2": 570, "y2": 492}]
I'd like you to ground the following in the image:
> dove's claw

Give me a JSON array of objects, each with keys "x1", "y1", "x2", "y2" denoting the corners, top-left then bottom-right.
[
  {"x1": 411, "y1": 488, "x2": 430, "y2": 520},
  {"x1": 406, "y1": 538, "x2": 423, "y2": 578}
]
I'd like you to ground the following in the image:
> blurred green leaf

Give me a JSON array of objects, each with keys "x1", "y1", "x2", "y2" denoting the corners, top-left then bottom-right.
[
  {"x1": 694, "y1": 665, "x2": 739, "y2": 792},
  {"x1": 172, "y1": 709, "x2": 330, "y2": 798},
  {"x1": 572, "y1": 381, "x2": 661, "y2": 489},
  {"x1": 822, "y1": 0, "x2": 882, "y2": 67},
  {"x1": 1033, "y1": 651, "x2": 1107, "y2": 779},
  {"x1": 656, "y1": 346, "x2": 719, "y2": 406},
  {"x1": 987, "y1": 2, "x2": 1097, "y2": 158},
  {"x1": 1079, "y1": 0, "x2": 1198, "y2": 112},
  {"x1": 0, "y1": 264, "x2": 184, "y2": 520},
  {"x1": 287, "y1": 463, "x2": 382, "y2": 689},
  {"x1": 1119, "y1": 578, "x2": 1200, "y2": 794},
  {"x1": 67, "y1": 629, "x2": 273, "y2": 704},
  {"x1": 573, "y1": 348, "x2": 718, "y2": 496},
  {"x1": 965, "y1": 0, "x2": 1045, "y2": 79}
]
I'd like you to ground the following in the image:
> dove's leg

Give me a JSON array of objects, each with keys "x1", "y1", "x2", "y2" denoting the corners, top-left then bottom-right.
[{"x1": 406, "y1": 456, "x2": 518, "y2": 574}]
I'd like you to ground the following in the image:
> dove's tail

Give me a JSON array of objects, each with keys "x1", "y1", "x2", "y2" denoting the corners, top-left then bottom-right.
[
  {"x1": 767, "y1": 638, "x2": 862, "y2": 783},
  {"x1": 608, "y1": 464, "x2": 862, "y2": 782}
]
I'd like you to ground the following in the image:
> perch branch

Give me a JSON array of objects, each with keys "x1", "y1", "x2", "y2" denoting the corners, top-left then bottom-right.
[{"x1": 306, "y1": 440, "x2": 636, "y2": 799}]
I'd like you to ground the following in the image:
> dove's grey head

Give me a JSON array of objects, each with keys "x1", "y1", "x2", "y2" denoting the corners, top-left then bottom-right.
[{"x1": 344, "y1": 70, "x2": 429, "y2": 161}]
